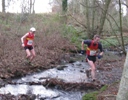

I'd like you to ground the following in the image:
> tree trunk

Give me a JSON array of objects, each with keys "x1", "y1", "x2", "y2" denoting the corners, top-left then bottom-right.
[
  {"x1": 126, "y1": 0, "x2": 128, "y2": 16},
  {"x1": 61, "y1": 0, "x2": 68, "y2": 24},
  {"x1": 116, "y1": 52, "x2": 128, "y2": 100},
  {"x1": 30, "y1": 0, "x2": 32, "y2": 13},
  {"x1": 85, "y1": 0, "x2": 91, "y2": 38},
  {"x1": 32, "y1": 0, "x2": 35, "y2": 14},
  {"x1": 98, "y1": 0, "x2": 111, "y2": 35},
  {"x1": 62, "y1": 0, "x2": 67, "y2": 12},
  {"x1": 2, "y1": 0, "x2": 5, "y2": 13},
  {"x1": 92, "y1": 0, "x2": 96, "y2": 33},
  {"x1": 119, "y1": 0, "x2": 126, "y2": 54}
]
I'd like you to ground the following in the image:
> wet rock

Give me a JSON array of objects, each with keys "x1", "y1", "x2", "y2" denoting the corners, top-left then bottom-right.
[
  {"x1": 18, "y1": 94, "x2": 36, "y2": 100},
  {"x1": 76, "y1": 63, "x2": 82, "y2": 66},
  {"x1": 13, "y1": 70, "x2": 23, "y2": 78},
  {"x1": 86, "y1": 70, "x2": 91, "y2": 78},
  {"x1": 0, "y1": 94, "x2": 36, "y2": 100},
  {"x1": 0, "y1": 79, "x2": 6, "y2": 87},
  {"x1": 56, "y1": 65, "x2": 67, "y2": 70},
  {"x1": 68, "y1": 59, "x2": 76, "y2": 63}
]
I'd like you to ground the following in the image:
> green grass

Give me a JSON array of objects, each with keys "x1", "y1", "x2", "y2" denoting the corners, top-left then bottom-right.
[
  {"x1": 100, "y1": 38, "x2": 119, "y2": 48},
  {"x1": 100, "y1": 36, "x2": 128, "y2": 49},
  {"x1": 82, "y1": 85, "x2": 108, "y2": 100},
  {"x1": 82, "y1": 91, "x2": 99, "y2": 100},
  {"x1": 99, "y1": 85, "x2": 108, "y2": 92}
]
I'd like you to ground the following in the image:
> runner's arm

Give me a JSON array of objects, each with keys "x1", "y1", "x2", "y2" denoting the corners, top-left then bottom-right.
[
  {"x1": 21, "y1": 33, "x2": 29, "y2": 44},
  {"x1": 81, "y1": 40, "x2": 84, "y2": 50},
  {"x1": 98, "y1": 43, "x2": 104, "y2": 56},
  {"x1": 81, "y1": 39, "x2": 90, "y2": 50}
]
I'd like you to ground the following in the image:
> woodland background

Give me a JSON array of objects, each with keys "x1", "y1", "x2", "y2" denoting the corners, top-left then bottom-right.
[{"x1": 0, "y1": 0, "x2": 128, "y2": 100}]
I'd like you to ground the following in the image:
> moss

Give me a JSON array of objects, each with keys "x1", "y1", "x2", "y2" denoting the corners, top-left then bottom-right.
[
  {"x1": 99, "y1": 85, "x2": 108, "y2": 92},
  {"x1": 82, "y1": 91, "x2": 99, "y2": 100},
  {"x1": 82, "y1": 85, "x2": 108, "y2": 100}
]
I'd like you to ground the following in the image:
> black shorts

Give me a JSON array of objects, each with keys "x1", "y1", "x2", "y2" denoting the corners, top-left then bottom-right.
[
  {"x1": 87, "y1": 56, "x2": 96, "y2": 63},
  {"x1": 24, "y1": 46, "x2": 33, "y2": 50}
]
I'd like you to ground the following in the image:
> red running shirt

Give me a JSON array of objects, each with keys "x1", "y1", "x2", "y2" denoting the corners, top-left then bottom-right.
[
  {"x1": 86, "y1": 40, "x2": 98, "y2": 56},
  {"x1": 24, "y1": 32, "x2": 34, "y2": 46}
]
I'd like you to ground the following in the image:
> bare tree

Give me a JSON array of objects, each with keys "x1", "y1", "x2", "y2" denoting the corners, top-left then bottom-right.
[
  {"x1": 97, "y1": 0, "x2": 111, "y2": 35},
  {"x1": 125, "y1": 0, "x2": 128, "y2": 15},
  {"x1": 2, "y1": 0, "x2": 16, "y2": 13},
  {"x1": 29, "y1": 0, "x2": 35, "y2": 14},
  {"x1": 61, "y1": 0, "x2": 68, "y2": 24},
  {"x1": 67, "y1": 0, "x2": 112, "y2": 38},
  {"x1": 84, "y1": 0, "x2": 91, "y2": 38},
  {"x1": 2, "y1": 0, "x2": 5, "y2": 13},
  {"x1": 20, "y1": 0, "x2": 35, "y2": 14},
  {"x1": 92, "y1": 0, "x2": 96, "y2": 32},
  {"x1": 30, "y1": 0, "x2": 32, "y2": 13},
  {"x1": 62, "y1": 0, "x2": 67, "y2": 12},
  {"x1": 119, "y1": 0, "x2": 126, "y2": 54}
]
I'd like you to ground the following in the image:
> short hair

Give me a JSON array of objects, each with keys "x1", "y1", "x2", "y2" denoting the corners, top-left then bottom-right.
[{"x1": 93, "y1": 34, "x2": 100, "y2": 39}]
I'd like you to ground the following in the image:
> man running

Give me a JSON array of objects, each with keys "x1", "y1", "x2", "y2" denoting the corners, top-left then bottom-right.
[
  {"x1": 81, "y1": 34, "x2": 103, "y2": 81},
  {"x1": 21, "y1": 27, "x2": 36, "y2": 64}
]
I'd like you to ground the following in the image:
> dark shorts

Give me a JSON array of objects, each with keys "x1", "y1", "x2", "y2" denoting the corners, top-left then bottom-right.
[
  {"x1": 24, "y1": 46, "x2": 33, "y2": 50},
  {"x1": 86, "y1": 56, "x2": 96, "y2": 63}
]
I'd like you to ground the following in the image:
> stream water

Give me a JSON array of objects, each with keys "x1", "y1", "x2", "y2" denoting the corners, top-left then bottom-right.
[{"x1": 0, "y1": 56, "x2": 90, "y2": 100}]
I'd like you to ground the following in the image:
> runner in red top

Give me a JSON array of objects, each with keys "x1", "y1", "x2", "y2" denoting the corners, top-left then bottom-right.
[
  {"x1": 81, "y1": 34, "x2": 103, "y2": 82},
  {"x1": 21, "y1": 27, "x2": 36, "y2": 64}
]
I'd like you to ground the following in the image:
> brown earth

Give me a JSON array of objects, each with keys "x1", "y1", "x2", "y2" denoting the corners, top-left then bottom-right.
[
  {"x1": 97, "y1": 83, "x2": 119, "y2": 100},
  {"x1": 95, "y1": 52, "x2": 125, "y2": 100}
]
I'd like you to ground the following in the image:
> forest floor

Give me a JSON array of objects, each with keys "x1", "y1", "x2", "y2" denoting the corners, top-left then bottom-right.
[{"x1": 95, "y1": 52, "x2": 125, "y2": 100}]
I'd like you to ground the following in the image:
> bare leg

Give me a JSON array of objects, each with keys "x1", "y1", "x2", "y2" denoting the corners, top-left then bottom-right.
[
  {"x1": 25, "y1": 49, "x2": 31, "y2": 60},
  {"x1": 30, "y1": 49, "x2": 36, "y2": 62},
  {"x1": 87, "y1": 59, "x2": 96, "y2": 80}
]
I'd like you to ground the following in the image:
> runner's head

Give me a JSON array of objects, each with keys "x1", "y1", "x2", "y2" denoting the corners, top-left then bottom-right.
[
  {"x1": 30, "y1": 27, "x2": 36, "y2": 33},
  {"x1": 93, "y1": 34, "x2": 100, "y2": 43}
]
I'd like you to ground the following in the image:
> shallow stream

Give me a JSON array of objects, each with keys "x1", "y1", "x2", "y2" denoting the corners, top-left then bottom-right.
[
  {"x1": 0, "y1": 57, "x2": 90, "y2": 100},
  {"x1": 0, "y1": 51, "x2": 123, "y2": 100}
]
